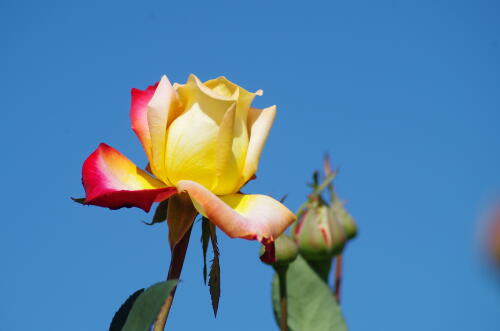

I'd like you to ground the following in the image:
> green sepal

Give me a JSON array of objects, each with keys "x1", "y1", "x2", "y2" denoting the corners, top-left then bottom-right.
[
  {"x1": 71, "y1": 197, "x2": 86, "y2": 204},
  {"x1": 143, "y1": 200, "x2": 168, "y2": 226}
]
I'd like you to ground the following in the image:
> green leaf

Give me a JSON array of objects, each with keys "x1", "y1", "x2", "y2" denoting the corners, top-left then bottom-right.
[
  {"x1": 272, "y1": 255, "x2": 347, "y2": 331},
  {"x1": 109, "y1": 288, "x2": 144, "y2": 331},
  {"x1": 201, "y1": 217, "x2": 211, "y2": 284},
  {"x1": 121, "y1": 279, "x2": 178, "y2": 331},
  {"x1": 208, "y1": 223, "x2": 221, "y2": 317},
  {"x1": 143, "y1": 200, "x2": 168, "y2": 226}
]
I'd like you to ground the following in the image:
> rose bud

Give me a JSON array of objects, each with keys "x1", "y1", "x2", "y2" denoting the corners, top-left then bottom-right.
[
  {"x1": 331, "y1": 198, "x2": 358, "y2": 240},
  {"x1": 260, "y1": 234, "x2": 299, "y2": 268},
  {"x1": 293, "y1": 202, "x2": 346, "y2": 261}
]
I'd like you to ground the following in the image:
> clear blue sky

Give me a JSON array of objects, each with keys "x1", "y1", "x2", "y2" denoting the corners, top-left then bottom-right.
[{"x1": 1, "y1": 0, "x2": 499, "y2": 330}]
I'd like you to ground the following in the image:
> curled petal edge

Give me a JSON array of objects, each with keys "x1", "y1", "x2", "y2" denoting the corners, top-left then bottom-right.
[
  {"x1": 176, "y1": 180, "x2": 296, "y2": 243},
  {"x1": 243, "y1": 106, "x2": 276, "y2": 182}
]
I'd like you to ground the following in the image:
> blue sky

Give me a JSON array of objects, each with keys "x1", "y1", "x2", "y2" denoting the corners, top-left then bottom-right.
[{"x1": 1, "y1": 0, "x2": 500, "y2": 330}]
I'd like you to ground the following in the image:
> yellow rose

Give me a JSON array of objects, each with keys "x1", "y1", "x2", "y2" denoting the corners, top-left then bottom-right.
[
  {"x1": 166, "y1": 75, "x2": 267, "y2": 194},
  {"x1": 79, "y1": 74, "x2": 295, "y2": 252}
]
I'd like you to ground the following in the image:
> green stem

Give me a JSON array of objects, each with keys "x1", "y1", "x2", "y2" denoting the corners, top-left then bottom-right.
[
  {"x1": 333, "y1": 254, "x2": 343, "y2": 303},
  {"x1": 276, "y1": 266, "x2": 289, "y2": 331},
  {"x1": 153, "y1": 225, "x2": 193, "y2": 331}
]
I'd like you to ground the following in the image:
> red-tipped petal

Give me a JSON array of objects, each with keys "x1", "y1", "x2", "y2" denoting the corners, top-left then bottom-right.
[
  {"x1": 176, "y1": 180, "x2": 295, "y2": 243},
  {"x1": 130, "y1": 82, "x2": 159, "y2": 164},
  {"x1": 82, "y1": 143, "x2": 176, "y2": 212}
]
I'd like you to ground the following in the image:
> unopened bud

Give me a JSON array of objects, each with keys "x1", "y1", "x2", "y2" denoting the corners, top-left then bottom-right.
[
  {"x1": 260, "y1": 234, "x2": 299, "y2": 268},
  {"x1": 332, "y1": 199, "x2": 357, "y2": 240},
  {"x1": 293, "y1": 202, "x2": 346, "y2": 261}
]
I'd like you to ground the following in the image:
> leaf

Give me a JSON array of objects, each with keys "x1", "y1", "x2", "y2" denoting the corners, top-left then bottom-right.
[
  {"x1": 109, "y1": 288, "x2": 144, "y2": 331},
  {"x1": 201, "y1": 217, "x2": 211, "y2": 284},
  {"x1": 121, "y1": 280, "x2": 178, "y2": 331},
  {"x1": 306, "y1": 258, "x2": 333, "y2": 282},
  {"x1": 143, "y1": 200, "x2": 168, "y2": 226},
  {"x1": 208, "y1": 222, "x2": 221, "y2": 317},
  {"x1": 272, "y1": 255, "x2": 347, "y2": 331}
]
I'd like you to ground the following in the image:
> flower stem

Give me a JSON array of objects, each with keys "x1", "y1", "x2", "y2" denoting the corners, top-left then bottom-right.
[
  {"x1": 333, "y1": 254, "x2": 343, "y2": 303},
  {"x1": 276, "y1": 266, "x2": 289, "y2": 331},
  {"x1": 153, "y1": 224, "x2": 193, "y2": 331}
]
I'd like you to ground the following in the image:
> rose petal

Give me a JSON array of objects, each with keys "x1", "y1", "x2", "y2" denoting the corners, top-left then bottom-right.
[
  {"x1": 130, "y1": 81, "x2": 158, "y2": 164},
  {"x1": 215, "y1": 103, "x2": 242, "y2": 193},
  {"x1": 176, "y1": 180, "x2": 295, "y2": 242},
  {"x1": 243, "y1": 106, "x2": 276, "y2": 182},
  {"x1": 204, "y1": 76, "x2": 259, "y2": 110},
  {"x1": 204, "y1": 76, "x2": 262, "y2": 180},
  {"x1": 82, "y1": 143, "x2": 176, "y2": 212},
  {"x1": 147, "y1": 75, "x2": 181, "y2": 184},
  {"x1": 167, "y1": 75, "x2": 238, "y2": 194},
  {"x1": 179, "y1": 74, "x2": 237, "y2": 103}
]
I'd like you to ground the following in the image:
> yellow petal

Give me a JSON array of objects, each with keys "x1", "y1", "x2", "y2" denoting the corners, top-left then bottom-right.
[
  {"x1": 204, "y1": 76, "x2": 262, "y2": 178},
  {"x1": 204, "y1": 76, "x2": 258, "y2": 112},
  {"x1": 215, "y1": 103, "x2": 241, "y2": 193},
  {"x1": 165, "y1": 102, "x2": 226, "y2": 193},
  {"x1": 177, "y1": 180, "x2": 295, "y2": 242},
  {"x1": 178, "y1": 74, "x2": 237, "y2": 107},
  {"x1": 147, "y1": 75, "x2": 181, "y2": 184},
  {"x1": 167, "y1": 75, "x2": 240, "y2": 194},
  {"x1": 242, "y1": 106, "x2": 276, "y2": 182}
]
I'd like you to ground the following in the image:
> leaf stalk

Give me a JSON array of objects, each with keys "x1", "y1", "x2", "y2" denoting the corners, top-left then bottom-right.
[{"x1": 276, "y1": 265, "x2": 289, "y2": 331}]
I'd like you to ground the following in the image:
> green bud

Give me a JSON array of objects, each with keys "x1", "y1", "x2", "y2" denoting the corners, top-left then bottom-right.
[
  {"x1": 293, "y1": 202, "x2": 346, "y2": 261},
  {"x1": 260, "y1": 234, "x2": 299, "y2": 267},
  {"x1": 331, "y1": 198, "x2": 357, "y2": 240}
]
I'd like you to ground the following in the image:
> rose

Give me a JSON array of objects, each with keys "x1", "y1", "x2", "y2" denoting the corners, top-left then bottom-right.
[{"x1": 80, "y1": 74, "x2": 295, "y2": 250}]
